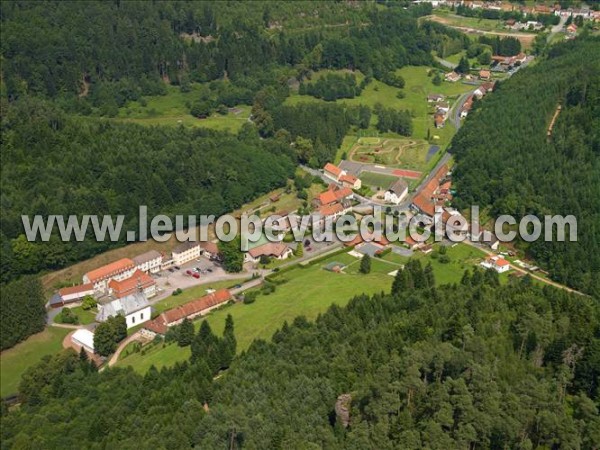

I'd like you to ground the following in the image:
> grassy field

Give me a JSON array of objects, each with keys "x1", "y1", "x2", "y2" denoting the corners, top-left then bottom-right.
[
  {"x1": 359, "y1": 171, "x2": 400, "y2": 190},
  {"x1": 0, "y1": 327, "x2": 71, "y2": 397},
  {"x1": 117, "y1": 242, "x2": 493, "y2": 374},
  {"x1": 117, "y1": 250, "x2": 398, "y2": 372},
  {"x1": 115, "y1": 84, "x2": 251, "y2": 133},
  {"x1": 349, "y1": 137, "x2": 429, "y2": 170}
]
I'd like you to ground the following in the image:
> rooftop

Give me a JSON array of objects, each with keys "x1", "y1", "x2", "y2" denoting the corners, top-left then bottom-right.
[
  {"x1": 84, "y1": 258, "x2": 135, "y2": 283},
  {"x1": 132, "y1": 250, "x2": 162, "y2": 266}
]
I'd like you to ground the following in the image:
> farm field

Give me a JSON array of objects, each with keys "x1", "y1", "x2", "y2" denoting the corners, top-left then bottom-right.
[
  {"x1": 0, "y1": 327, "x2": 71, "y2": 397},
  {"x1": 118, "y1": 243, "x2": 492, "y2": 374}
]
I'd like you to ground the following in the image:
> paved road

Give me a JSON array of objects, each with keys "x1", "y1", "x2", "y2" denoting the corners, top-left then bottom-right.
[
  {"x1": 547, "y1": 15, "x2": 568, "y2": 43},
  {"x1": 435, "y1": 55, "x2": 457, "y2": 70}
]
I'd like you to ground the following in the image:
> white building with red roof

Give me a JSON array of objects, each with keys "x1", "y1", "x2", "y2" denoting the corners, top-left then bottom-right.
[
  {"x1": 481, "y1": 256, "x2": 510, "y2": 273},
  {"x1": 83, "y1": 258, "x2": 136, "y2": 293}
]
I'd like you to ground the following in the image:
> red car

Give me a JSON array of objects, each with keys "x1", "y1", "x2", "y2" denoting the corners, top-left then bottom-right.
[
  {"x1": 186, "y1": 270, "x2": 192, "y2": 275},
  {"x1": 192, "y1": 273, "x2": 200, "y2": 279}
]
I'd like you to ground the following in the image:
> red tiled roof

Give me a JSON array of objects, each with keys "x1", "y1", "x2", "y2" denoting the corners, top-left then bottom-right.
[
  {"x1": 324, "y1": 163, "x2": 342, "y2": 178},
  {"x1": 344, "y1": 233, "x2": 389, "y2": 247},
  {"x1": 318, "y1": 189, "x2": 338, "y2": 206},
  {"x1": 248, "y1": 242, "x2": 290, "y2": 258},
  {"x1": 496, "y1": 258, "x2": 510, "y2": 267},
  {"x1": 108, "y1": 270, "x2": 155, "y2": 299},
  {"x1": 317, "y1": 186, "x2": 353, "y2": 205},
  {"x1": 339, "y1": 173, "x2": 358, "y2": 184},
  {"x1": 317, "y1": 202, "x2": 344, "y2": 217},
  {"x1": 145, "y1": 316, "x2": 168, "y2": 335},
  {"x1": 161, "y1": 289, "x2": 232, "y2": 325},
  {"x1": 85, "y1": 258, "x2": 135, "y2": 283},
  {"x1": 58, "y1": 283, "x2": 95, "y2": 297},
  {"x1": 413, "y1": 193, "x2": 435, "y2": 217},
  {"x1": 200, "y1": 241, "x2": 219, "y2": 255}
]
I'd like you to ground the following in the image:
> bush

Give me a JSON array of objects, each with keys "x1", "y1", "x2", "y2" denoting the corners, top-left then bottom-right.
[
  {"x1": 81, "y1": 295, "x2": 97, "y2": 310},
  {"x1": 172, "y1": 288, "x2": 183, "y2": 296},
  {"x1": 243, "y1": 291, "x2": 258, "y2": 304},
  {"x1": 58, "y1": 308, "x2": 79, "y2": 325},
  {"x1": 439, "y1": 255, "x2": 451, "y2": 264}
]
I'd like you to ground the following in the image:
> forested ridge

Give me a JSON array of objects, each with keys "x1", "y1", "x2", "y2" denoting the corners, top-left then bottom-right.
[
  {"x1": 451, "y1": 37, "x2": 600, "y2": 297},
  {"x1": 0, "y1": 99, "x2": 295, "y2": 283},
  {"x1": 2, "y1": 266, "x2": 599, "y2": 448}
]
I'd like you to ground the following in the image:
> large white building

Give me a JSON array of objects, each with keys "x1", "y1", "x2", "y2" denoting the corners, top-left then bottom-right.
[
  {"x1": 480, "y1": 256, "x2": 510, "y2": 274},
  {"x1": 133, "y1": 250, "x2": 163, "y2": 274},
  {"x1": 96, "y1": 292, "x2": 152, "y2": 329},
  {"x1": 172, "y1": 241, "x2": 201, "y2": 266},
  {"x1": 72, "y1": 329, "x2": 95, "y2": 353}
]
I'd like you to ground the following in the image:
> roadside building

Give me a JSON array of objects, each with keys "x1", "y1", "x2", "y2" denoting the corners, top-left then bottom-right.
[
  {"x1": 445, "y1": 71, "x2": 461, "y2": 82},
  {"x1": 323, "y1": 162, "x2": 344, "y2": 182},
  {"x1": 200, "y1": 241, "x2": 220, "y2": 260},
  {"x1": 244, "y1": 242, "x2": 293, "y2": 263},
  {"x1": 96, "y1": 292, "x2": 151, "y2": 329},
  {"x1": 49, "y1": 283, "x2": 96, "y2": 308},
  {"x1": 480, "y1": 256, "x2": 510, "y2": 273},
  {"x1": 83, "y1": 258, "x2": 136, "y2": 294},
  {"x1": 133, "y1": 250, "x2": 163, "y2": 274}
]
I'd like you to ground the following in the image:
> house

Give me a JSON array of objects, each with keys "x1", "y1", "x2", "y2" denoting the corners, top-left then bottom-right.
[
  {"x1": 200, "y1": 241, "x2": 220, "y2": 259},
  {"x1": 479, "y1": 70, "x2": 491, "y2": 81},
  {"x1": 244, "y1": 242, "x2": 293, "y2": 263},
  {"x1": 384, "y1": 179, "x2": 408, "y2": 205},
  {"x1": 460, "y1": 95, "x2": 474, "y2": 118},
  {"x1": 345, "y1": 232, "x2": 390, "y2": 248},
  {"x1": 427, "y1": 94, "x2": 445, "y2": 103},
  {"x1": 323, "y1": 162, "x2": 344, "y2": 182},
  {"x1": 434, "y1": 113, "x2": 446, "y2": 128},
  {"x1": 411, "y1": 164, "x2": 449, "y2": 218},
  {"x1": 133, "y1": 250, "x2": 163, "y2": 274},
  {"x1": 480, "y1": 256, "x2": 510, "y2": 273},
  {"x1": 436, "y1": 102, "x2": 450, "y2": 114},
  {"x1": 313, "y1": 185, "x2": 353, "y2": 208},
  {"x1": 473, "y1": 87, "x2": 486, "y2": 99},
  {"x1": 404, "y1": 235, "x2": 423, "y2": 251},
  {"x1": 72, "y1": 329, "x2": 95, "y2": 353},
  {"x1": 96, "y1": 292, "x2": 151, "y2": 329},
  {"x1": 445, "y1": 71, "x2": 461, "y2": 82},
  {"x1": 566, "y1": 23, "x2": 578, "y2": 34},
  {"x1": 145, "y1": 289, "x2": 232, "y2": 335},
  {"x1": 172, "y1": 241, "x2": 201, "y2": 266},
  {"x1": 49, "y1": 283, "x2": 96, "y2": 308},
  {"x1": 339, "y1": 173, "x2": 361, "y2": 189},
  {"x1": 481, "y1": 81, "x2": 496, "y2": 93},
  {"x1": 83, "y1": 258, "x2": 136, "y2": 294},
  {"x1": 108, "y1": 269, "x2": 156, "y2": 299}
]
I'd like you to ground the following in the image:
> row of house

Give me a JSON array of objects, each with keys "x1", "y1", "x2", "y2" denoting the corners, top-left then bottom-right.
[{"x1": 145, "y1": 289, "x2": 232, "y2": 335}]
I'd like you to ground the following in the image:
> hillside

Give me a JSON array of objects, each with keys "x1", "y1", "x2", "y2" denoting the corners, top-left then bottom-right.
[
  {"x1": 451, "y1": 37, "x2": 600, "y2": 296},
  {"x1": 2, "y1": 268, "x2": 599, "y2": 448}
]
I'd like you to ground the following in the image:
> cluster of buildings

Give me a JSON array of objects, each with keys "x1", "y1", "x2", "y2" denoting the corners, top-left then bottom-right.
[
  {"x1": 323, "y1": 162, "x2": 362, "y2": 190},
  {"x1": 460, "y1": 80, "x2": 495, "y2": 119},
  {"x1": 429, "y1": 93, "x2": 450, "y2": 129},
  {"x1": 312, "y1": 179, "x2": 355, "y2": 221},
  {"x1": 480, "y1": 255, "x2": 510, "y2": 273}
]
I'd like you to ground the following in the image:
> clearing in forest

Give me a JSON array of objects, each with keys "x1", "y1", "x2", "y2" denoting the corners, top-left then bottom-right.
[{"x1": 349, "y1": 137, "x2": 429, "y2": 170}]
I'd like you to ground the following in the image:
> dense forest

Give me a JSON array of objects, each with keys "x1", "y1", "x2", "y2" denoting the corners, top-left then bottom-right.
[
  {"x1": 451, "y1": 37, "x2": 600, "y2": 297},
  {"x1": 0, "y1": 99, "x2": 295, "y2": 283},
  {"x1": 2, "y1": 266, "x2": 599, "y2": 448},
  {"x1": 0, "y1": 277, "x2": 46, "y2": 350}
]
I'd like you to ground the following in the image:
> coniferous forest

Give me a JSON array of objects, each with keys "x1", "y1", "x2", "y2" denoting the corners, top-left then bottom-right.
[
  {"x1": 2, "y1": 266, "x2": 599, "y2": 448},
  {"x1": 451, "y1": 38, "x2": 600, "y2": 297}
]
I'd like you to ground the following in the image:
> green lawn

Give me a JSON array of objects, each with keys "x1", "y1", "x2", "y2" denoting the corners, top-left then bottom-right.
[
  {"x1": 0, "y1": 327, "x2": 71, "y2": 397},
  {"x1": 426, "y1": 11, "x2": 506, "y2": 33},
  {"x1": 54, "y1": 306, "x2": 97, "y2": 325},
  {"x1": 413, "y1": 242, "x2": 489, "y2": 285}
]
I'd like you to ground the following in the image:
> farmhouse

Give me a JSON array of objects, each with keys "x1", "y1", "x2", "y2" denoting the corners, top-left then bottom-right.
[
  {"x1": 133, "y1": 250, "x2": 163, "y2": 274},
  {"x1": 145, "y1": 289, "x2": 232, "y2": 335},
  {"x1": 323, "y1": 162, "x2": 362, "y2": 188},
  {"x1": 313, "y1": 185, "x2": 353, "y2": 208},
  {"x1": 245, "y1": 242, "x2": 293, "y2": 263},
  {"x1": 83, "y1": 258, "x2": 136, "y2": 294},
  {"x1": 49, "y1": 283, "x2": 95, "y2": 308},
  {"x1": 96, "y1": 292, "x2": 151, "y2": 329},
  {"x1": 445, "y1": 71, "x2": 461, "y2": 82},
  {"x1": 172, "y1": 241, "x2": 201, "y2": 266},
  {"x1": 480, "y1": 256, "x2": 510, "y2": 273},
  {"x1": 427, "y1": 94, "x2": 445, "y2": 103},
  {"x1": 339, "y1": 173, "x2": 361, "y2": 189},
  {"x1": 108, "y1": 269, "x2": 156, "y2": 299},
  {"x1": 479, "y1": 70, "x2": 491, "y2": 81},
  {"x1": 384, "y1": 179, "x2": 408, "y2": 205},
  {"x1": 434, "y1": 113, "x2": 446, "y2": 128}
]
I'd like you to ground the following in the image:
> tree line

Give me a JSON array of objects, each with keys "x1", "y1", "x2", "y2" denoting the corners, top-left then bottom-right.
[{"x1": 2, "y1": 267, "x2": 599, "y2": 448}]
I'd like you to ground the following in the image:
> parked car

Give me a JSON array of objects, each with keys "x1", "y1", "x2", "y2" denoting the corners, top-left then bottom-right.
[
  {"x1": 192, "y1": 273, "x2": 200, "y2": 279},
  {"x1": 233, "y1": 284, "x2": 242, "y2": 289},
  {"x1": 186, "y1": 270, "x2": 192, "y2": 275},
  {"x1": 168, "y1": 268, "x2": 175, "y2": 273},
  {"x1": 195, "y1": 267, "x2": 201, "y2": 272},
  {"x1": 207, "y1": 268, "x2": 213, "y2": 273},
  {"x1": 174, "y1": 266, "x2": 181, "y2": 270}
]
